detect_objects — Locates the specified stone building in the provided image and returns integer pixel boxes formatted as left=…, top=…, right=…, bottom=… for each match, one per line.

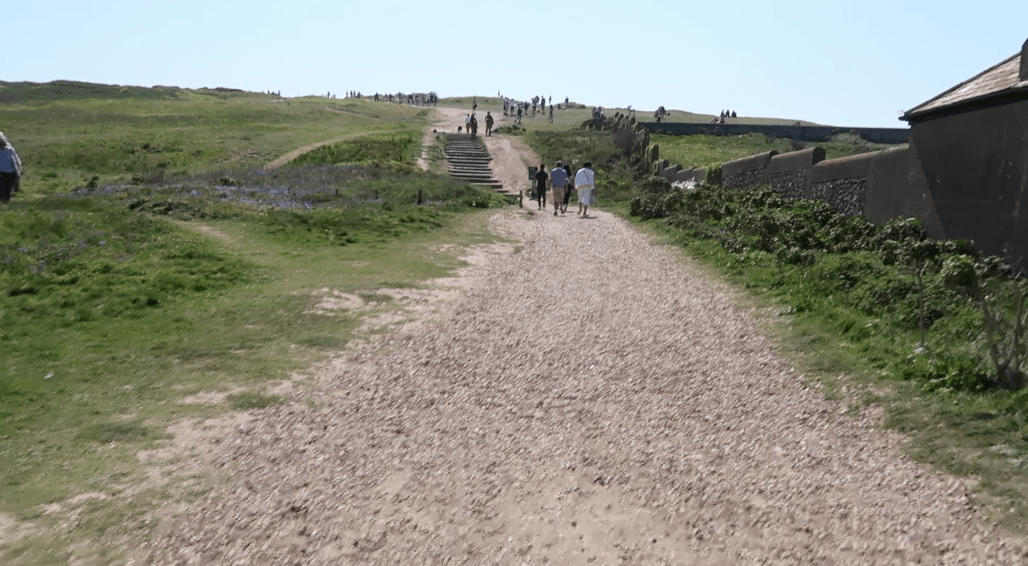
left=901, top=38, right=1028, bottom=267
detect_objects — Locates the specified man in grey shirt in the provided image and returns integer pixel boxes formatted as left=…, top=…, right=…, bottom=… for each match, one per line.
left=549, top=160, right=568, bottom=216
left=0, top=133, right=22, bottom=203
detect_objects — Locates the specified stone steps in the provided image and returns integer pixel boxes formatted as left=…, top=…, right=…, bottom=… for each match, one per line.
left=443, top=133, right=505, bottom=194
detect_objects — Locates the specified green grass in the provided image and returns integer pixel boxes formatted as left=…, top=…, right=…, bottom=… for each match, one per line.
left=0, top=81, right=431, bottom=195
left=0, top=194, right=507, bottom=564
left=288, top=132, right=421, bottom=167
left=0, top=81, right=511, bottom=565
left=226, top=392, right=284, bottom=410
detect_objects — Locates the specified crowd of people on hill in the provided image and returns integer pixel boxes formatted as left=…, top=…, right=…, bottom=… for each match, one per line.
left=710, top=109, right=738, bottom=124
left=348, top=91, right=438, bottom=106
left=499, top=93, right=575, bottom=123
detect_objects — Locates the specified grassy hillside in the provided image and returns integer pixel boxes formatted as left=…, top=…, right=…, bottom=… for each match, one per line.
left=0, top=81, right=428, bottom=195
left=0, top=81, right=508, bottom=565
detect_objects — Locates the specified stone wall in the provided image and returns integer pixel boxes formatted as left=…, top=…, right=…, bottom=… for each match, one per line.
left=810, top=178, right=866, bottom=217
left=722, top=151, right=777, bottom=189
left=769, top=170, right=808, bottom=200
left=675, top=167, right=706, bottom=185
left=637, top=122, right=910, bottom=144
left=649, top=141, right=938, bottom=236
left=633, top=104, right=1028, bottom=266
left=766, top=147, right=826, bottom=200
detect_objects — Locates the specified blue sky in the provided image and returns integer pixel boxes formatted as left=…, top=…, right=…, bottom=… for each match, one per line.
left=11, top=0, right=1027, bottom=127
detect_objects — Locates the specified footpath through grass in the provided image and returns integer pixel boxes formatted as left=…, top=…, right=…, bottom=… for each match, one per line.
left=0, top=82, right=511, bottom=565
left=517, top=122, right=1028, bottom=539
left=0, top=177, right=507, bottom=566
left=623, top=182, right=1028, bottom=536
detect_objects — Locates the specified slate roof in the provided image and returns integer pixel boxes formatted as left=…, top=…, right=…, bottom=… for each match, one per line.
left=902, top=48, right=1028, bottom=123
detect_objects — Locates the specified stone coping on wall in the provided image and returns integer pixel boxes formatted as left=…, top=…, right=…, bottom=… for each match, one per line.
left=638, top=122, right=910, bottom=145
left=722, top=151, right=778, bottom=176
left=810, top=151, right=880, bottom=184
left=768, top=147, right=826, bottom=173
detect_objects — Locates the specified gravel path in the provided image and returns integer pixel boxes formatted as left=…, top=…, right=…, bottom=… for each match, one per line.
left=147, top=206, right=1025, bottom=565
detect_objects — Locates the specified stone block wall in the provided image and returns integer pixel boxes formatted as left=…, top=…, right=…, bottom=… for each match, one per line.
left=767, top=147, right=826, bottom=200
left=650, top=141, right=938, bottom=232
left=676, top=167, right=706, bottom=185
left=769, top=170, right=809, bottom=200
left=637, top=122, right=910, bottom=144
left=810, top=178, right=866, bottom=217
left=722, top=151, right=778, bottom=189
left=660, top=164, right=682, bottom=182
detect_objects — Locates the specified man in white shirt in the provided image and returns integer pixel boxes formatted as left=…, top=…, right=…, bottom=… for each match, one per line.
left=574, top=162, right=595, bottom=218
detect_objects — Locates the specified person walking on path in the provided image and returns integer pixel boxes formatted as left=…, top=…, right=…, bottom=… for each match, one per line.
left=0, top=136, right=22, bottom=203
left=575, top=162, right=595, bottom=218
left=550, top=161, right=568, bottom=216
left=561, top=163, right=573, bottom=213
left=533, top=163, right=548, bottom=210
left=469, top=114, right=478, bottom=139
left=485, top=111, right=494, bottom=136
left=515, top=105, right=523, bottom=124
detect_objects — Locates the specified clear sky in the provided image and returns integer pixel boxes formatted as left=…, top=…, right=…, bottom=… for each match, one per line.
left=10, top=0, right=1027, bottom=127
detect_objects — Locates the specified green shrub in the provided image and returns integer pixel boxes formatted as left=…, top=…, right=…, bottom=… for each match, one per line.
left=704, top=163, right=722, bottom=185
left=894, top=349, right=992, bottom=393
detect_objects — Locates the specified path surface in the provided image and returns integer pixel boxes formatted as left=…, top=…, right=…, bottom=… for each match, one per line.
left=146, top=109, right=1026, bottom=565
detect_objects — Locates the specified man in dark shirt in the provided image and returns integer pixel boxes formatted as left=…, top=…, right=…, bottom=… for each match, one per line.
left=534, top=163, right=548, bottom=210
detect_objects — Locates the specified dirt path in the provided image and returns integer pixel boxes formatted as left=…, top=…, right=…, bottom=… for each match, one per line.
left=144, top=113, right=1026, bottom=565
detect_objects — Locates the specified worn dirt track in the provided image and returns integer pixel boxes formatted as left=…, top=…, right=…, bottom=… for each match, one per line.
left=145, top=108, right=1026, bottom=565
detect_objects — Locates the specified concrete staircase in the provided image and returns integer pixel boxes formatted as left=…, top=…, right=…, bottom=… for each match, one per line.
left=444, top=134, right=503, bottom=192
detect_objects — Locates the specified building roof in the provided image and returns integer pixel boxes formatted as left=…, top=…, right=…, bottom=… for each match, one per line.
left=902, top=46, right=1028, bottom=123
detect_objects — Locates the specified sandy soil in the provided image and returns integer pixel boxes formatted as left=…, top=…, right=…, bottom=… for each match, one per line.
left=141, top=109, right=1027, bottom=565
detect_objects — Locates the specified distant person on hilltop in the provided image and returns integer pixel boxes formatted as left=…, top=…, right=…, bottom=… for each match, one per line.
left=515, top=104, right=523, bottom=124
left=0, top=134, right=22, bottom=203
left=485, top=111, right=494, bottom=136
